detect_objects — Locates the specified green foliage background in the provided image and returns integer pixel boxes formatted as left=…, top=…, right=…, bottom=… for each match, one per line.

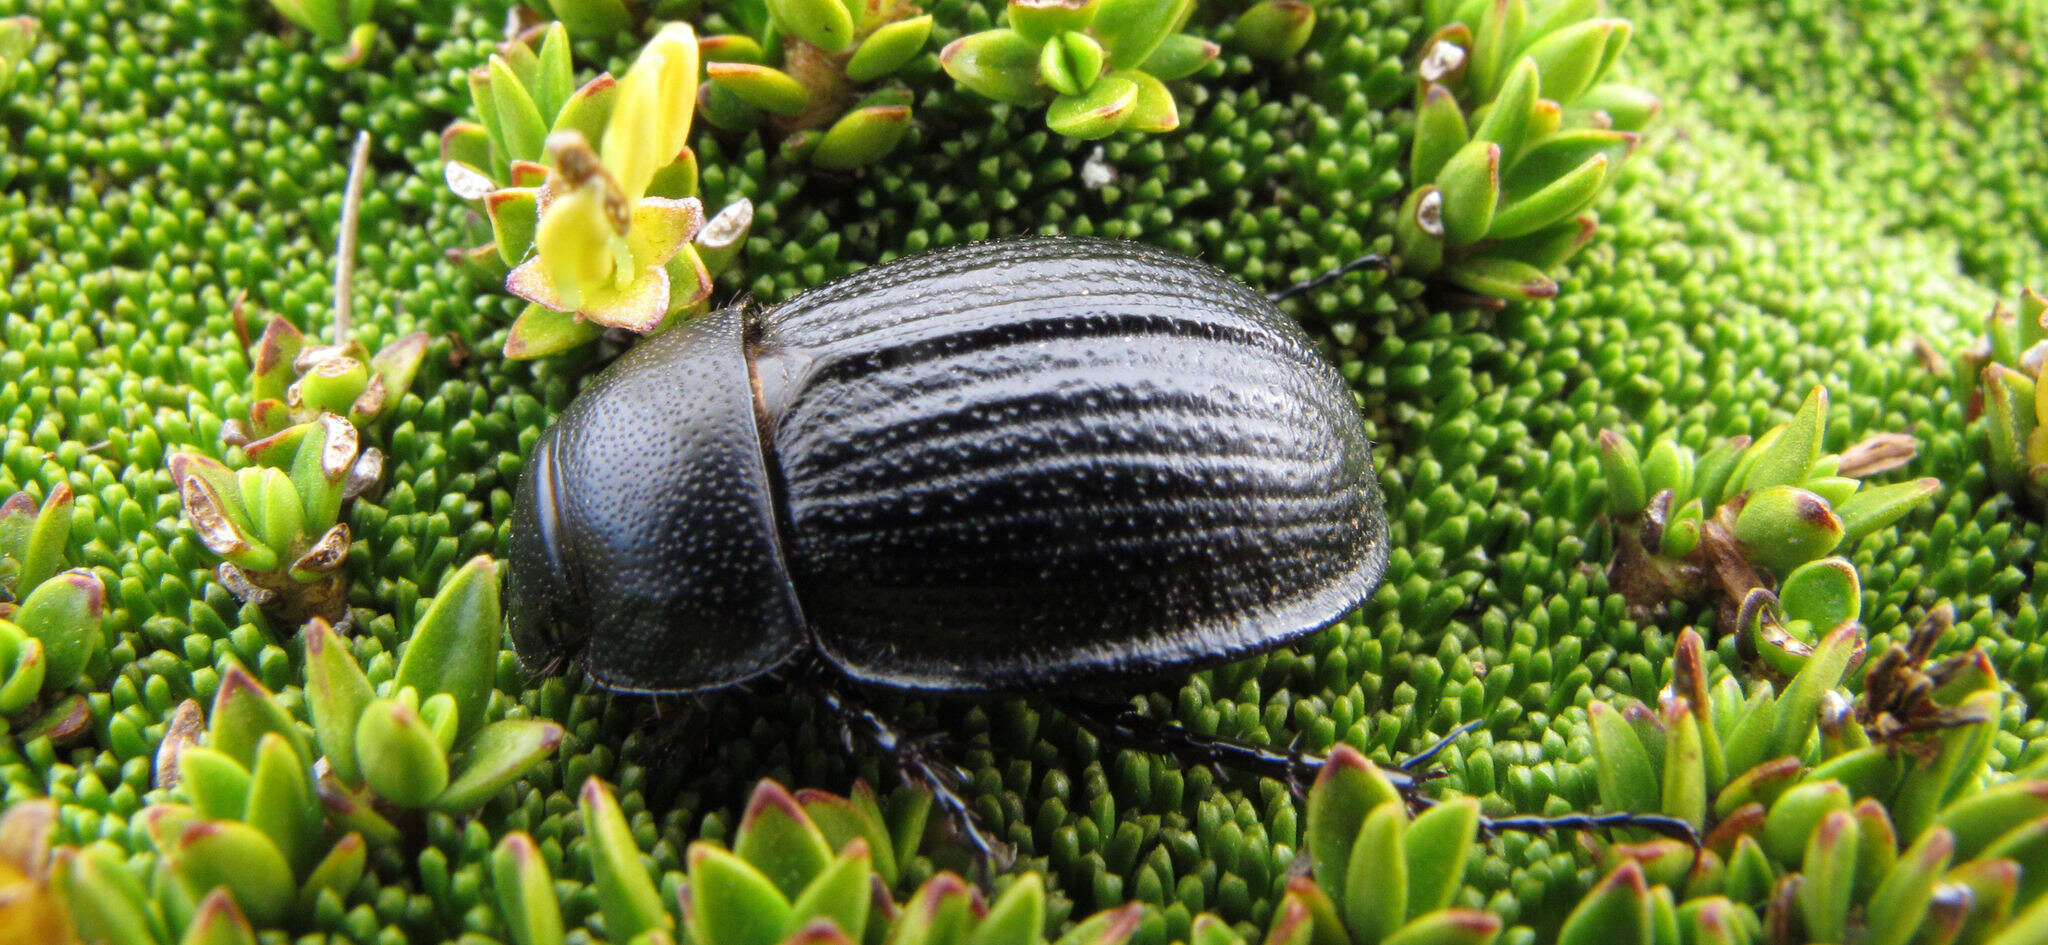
left=0, top=0, right=2043, bottom=940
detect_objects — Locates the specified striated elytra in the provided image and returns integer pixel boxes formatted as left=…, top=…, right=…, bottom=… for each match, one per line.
left=507, top=236, right=1390, bottom=696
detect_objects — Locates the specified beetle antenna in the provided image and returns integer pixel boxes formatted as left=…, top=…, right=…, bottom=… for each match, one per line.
left=1264, top=253, right=1390, bottom=304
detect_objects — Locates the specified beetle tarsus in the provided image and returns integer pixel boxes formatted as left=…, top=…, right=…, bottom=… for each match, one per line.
left=1471, top=809, right=1702, bottom=847
left=1265, top=253, right=1391, bottom=304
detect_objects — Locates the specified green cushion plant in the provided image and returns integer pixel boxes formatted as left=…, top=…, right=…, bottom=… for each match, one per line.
left=0, top=0, right=2042, bottom=941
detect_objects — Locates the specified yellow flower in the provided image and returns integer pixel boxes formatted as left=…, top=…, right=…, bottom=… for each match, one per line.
left=602, top=22, right=700, bottom=204
left=507, top=132, right=709, bottom=333
left=0, top=802, right=76, bottom=945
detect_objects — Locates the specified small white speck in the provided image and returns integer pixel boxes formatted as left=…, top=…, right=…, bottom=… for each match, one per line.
left=1420, top=40, right=1467, bottom=84
left=1081, top=147, right=1116, bottom=190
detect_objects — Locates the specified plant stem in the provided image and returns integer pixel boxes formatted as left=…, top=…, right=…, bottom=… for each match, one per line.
left=333, top=130, right=371, bottom=346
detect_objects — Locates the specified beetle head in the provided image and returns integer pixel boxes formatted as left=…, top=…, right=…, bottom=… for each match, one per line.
left=503, top=305, right=811, bottom=694
left=505, top=425, right=589, bottom=670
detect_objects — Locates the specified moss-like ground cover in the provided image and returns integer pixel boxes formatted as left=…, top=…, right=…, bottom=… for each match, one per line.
left=0, top=0, right=2042, bottom=940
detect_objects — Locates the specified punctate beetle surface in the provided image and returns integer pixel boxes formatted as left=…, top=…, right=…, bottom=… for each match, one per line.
left=507, top=235, right=1695, bottom=853
left=508, top=236, right=1388, bottom=694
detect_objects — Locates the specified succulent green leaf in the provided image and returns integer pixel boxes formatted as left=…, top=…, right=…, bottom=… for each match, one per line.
left=1091, top=0, right=1189, bottom=68
left=1263, top=895, right=1314, bottom=945
left=941, top=30, right=1051, bottom=106
left=846, top=15, right=934, bottom=82
left=767, top=0, right=857, bottom=50
left=1046, top=74, right=1139, bottom=138
left=706, top=62, right=811, bottom=115
left=1041, top=31, right=1107, bottom=97
left=1589, top=700, right=1658, bottom=812
left=12, top=567, right=103, bottom=687
left=701, top=34, right=768, bottom=64
left=296, top=832, right=366, bottom=914
left=1768, top=622, right=1860, bottom=760
left=967, top=872, right=1046, bottom=945
left=1556, top=862, right=1651, bottom=945
left=1778, top=557, right=1860, bottom=628
left=1396, top=186, right=1447, bottom=274
left=531, top=23, right=573, bottom=120
left=393, top=555, right=502, bottom=743
left=168, top=820, right=296, bottom=926
left=356, top=697, right=451, bottom=807
left=733, top=780, right=836, bottom=898
left=1305, top=745, right=1403, bottom=890
left=1520, top=17, right=1616, bottom=104
left=208, top=663, right=310, bottom=769
left=1574, top=82, right=1660, bottom=130
left=1340, top=802, right=1407, bottom=943
left=1732, top=485, right=1843, bottom=575
left=1233, top=0, right=1316, bottom=60
left=1740, top=387, right=1830, bottom=493
left=304, top=618, right=373, bottom=787
left=1472, top=57, right=1538, bottom=167
left=244, top=732, right=322, bottom=875
left=1833, top=477, right=1939, bottom=544
left=1852, top=825, right=1953, bottom=945
left=1849, top=799, right=1898, bottom=901
left=1796, top=810, right=1858, bottom=942
left=1434, top=140, right=1500, bottom=246
left=58, top=843, right=165, bottom=945
left=1486, top=152, right=1607, bottom=239
left=1443, top=250, right=1556, bottom=300
left=689, top=842, right=793, bottom=945
left=1411, top=85, right=1469, bottom=187
left=4, top=483, right=70, bottom=593
left=1468, top=0, right=1527, bottom=99
left=0, top=626, right=44, bottom=714
left=551, top=74, right=619, bottom=145
left=1382, top=910, right=1504, bottom=945
left=1404, top=796, right=1480, bottom=918
left=1120, top=70, right=1180, bottom=133
left=1050, top=903, right=1145, bottom=945
left=436, top=718, right=565, bottom=811
left=1187, top=914, right=1243, bottom=945
left=505, top=302, right=606, bottom=360
left=785, top=840, right=874, bottom=942
left=1761, top=780, right=1851, bottom=863
left=488, top=56, right=549, bottom=164
left=1660, top=702, right=1707, bottom=826
left=493, top=832, right=567, bottom=945
left=584, top=778, right=675, bottom=941
left=811, top=105, right=915, bottom=169
left=1505, top=128, right=1634, bottom=199
left=179, top=889, right=258, bottom=945
left=1138, top=32, right=1218, bottom=79
left=486, top=187, right=541, bottom=265
left=177, top=746, right=251, bottom=822
left=1008, top=0, right=1100, bottom=44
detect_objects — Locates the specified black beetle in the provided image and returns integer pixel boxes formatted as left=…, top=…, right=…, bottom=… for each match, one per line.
left=508, top=236, right=1692, bottom=853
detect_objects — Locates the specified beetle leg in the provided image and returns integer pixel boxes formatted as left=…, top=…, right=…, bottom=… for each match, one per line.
left=1264, top=253, right=1391, bottom=303
left=1396, top=719, right=1484, bottom=772
left=816, top=682, right=1015, bottom=876
left=1068, top=704, right=1702, bottom=848
left=1472, top=810, right=1702, bottom=847
left=1062, top=702, right=1414, bottom=796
